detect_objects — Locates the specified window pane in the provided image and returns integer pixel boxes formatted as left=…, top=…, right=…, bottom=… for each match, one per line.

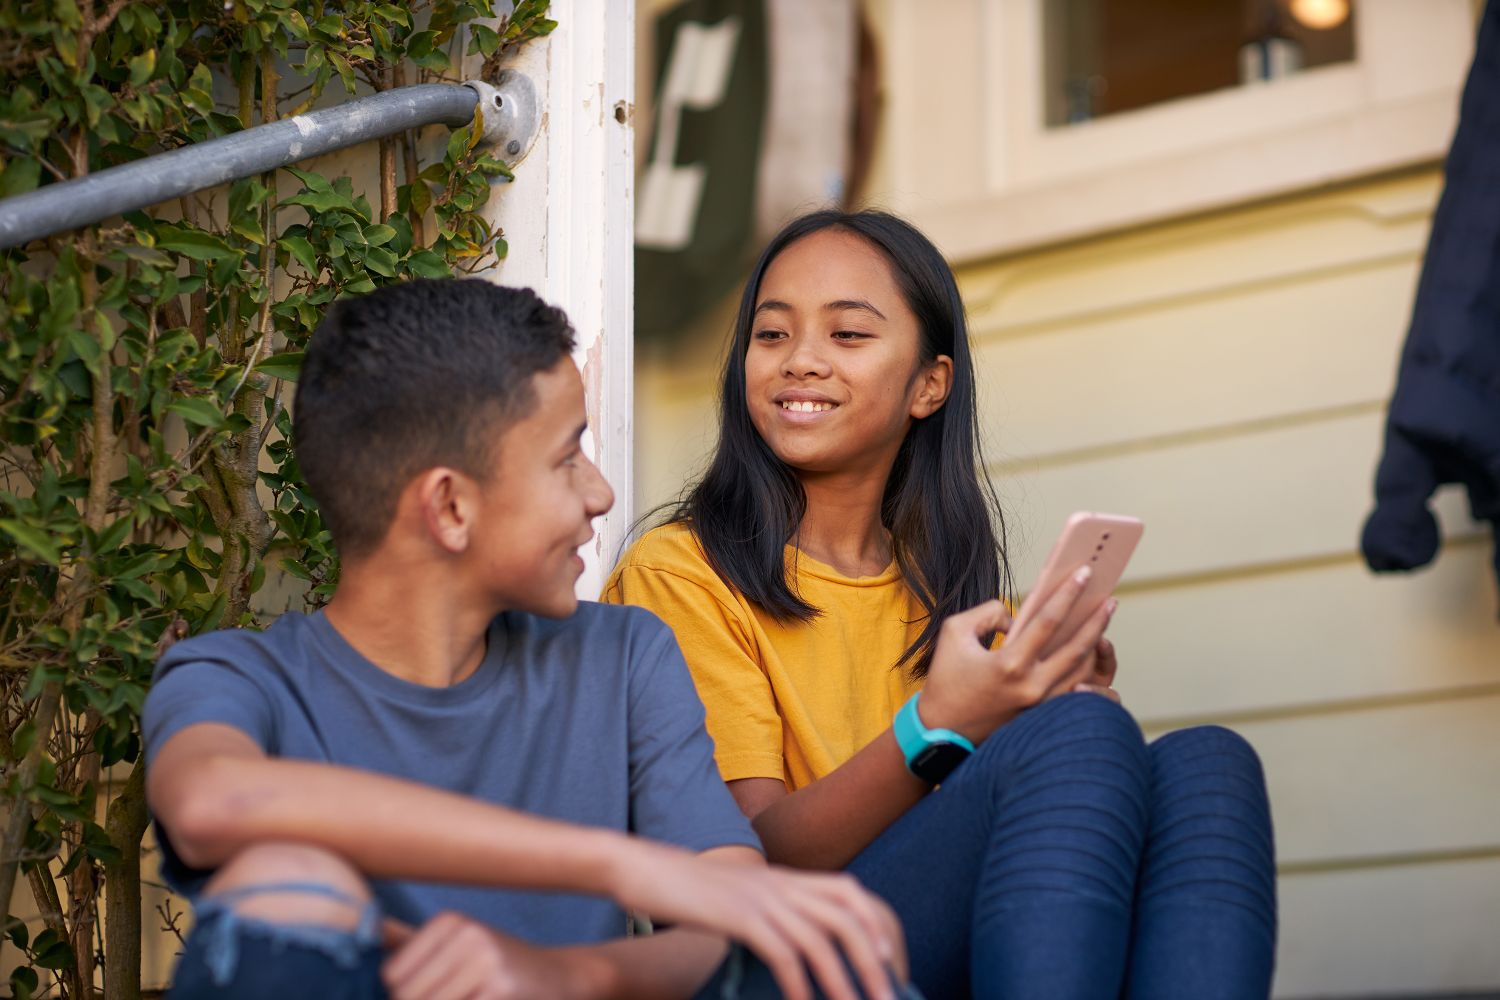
left=1044, top=0, right=1358, bottom=126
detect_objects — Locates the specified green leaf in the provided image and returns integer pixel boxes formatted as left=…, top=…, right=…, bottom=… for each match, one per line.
left=13, top=721, right=36, bottom=761
left=283, top=165, right=333, bottom=193
left=328, top=51, right=356, bottom=93
left=229, top=177, right=270, bottom=220
left=446, top=126, right=475, bottom=164
left=363, top=223, right=396, bottom=247
left=94, top=311, right=116, bottom=351
left=127, top=48, right=156, bottom=87
left=475, top=155, right=515, bottom=180
left=9, top=964, right=37, bottom=1000
left=0, top=519, right=61, bottom=565
left=65, top=326, right=102, bottom=370
left=406, top=250, right=450, bottom=279
left=156, top=228, right=236, bottom=261
left=387, top=213, right=414, bottom=255
left=0, top=157, right=42, bottom=198
left=167, top=397, right=226, bottom=429
left=255, top=352, right=304, bottom=382
left=53, top=0, right=83, bottom=30
left=374, top=4, right=412, bottom=27
left=283, top=189, right=351, bottom=214
left=361, top=245, right=398, bottom=277
left=230, top=215, right=267, bottom=245
left=31, top=927, right=73, bottom=970
left=469, top=23, right=501, bottom=57
left=278, top=235, right=319, bottom=275
left=93, top=516, right=132, bottom=554
left=183, top=62, right=214, bottom=117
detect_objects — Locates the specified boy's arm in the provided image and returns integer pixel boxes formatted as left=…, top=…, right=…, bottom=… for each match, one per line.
left=151, top=724, right=903, bottom=1000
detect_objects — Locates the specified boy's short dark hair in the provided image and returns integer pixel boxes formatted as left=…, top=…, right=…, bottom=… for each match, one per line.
left=294, top=279, right=576, bottom=558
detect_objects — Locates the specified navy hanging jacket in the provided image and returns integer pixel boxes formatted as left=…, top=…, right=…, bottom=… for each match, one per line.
left=1361, top=1, right=1500, bottom=612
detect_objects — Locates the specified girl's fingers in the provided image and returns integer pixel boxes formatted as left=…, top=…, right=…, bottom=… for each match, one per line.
left=1072, top=682, right=1121, bottom=703
left=1036, top=598, right=1116, bottom=694
left=1093, top=637, right=1118, bottom=686
left=951, top=598, right=1011, bottom=641
left=1007, top=566, right=1093, bottom=663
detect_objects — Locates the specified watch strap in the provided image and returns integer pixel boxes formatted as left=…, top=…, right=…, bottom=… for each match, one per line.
left=894, top=692, right=974, bottom=782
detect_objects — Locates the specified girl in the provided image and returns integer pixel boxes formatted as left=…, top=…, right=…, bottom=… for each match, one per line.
left=605, top=211, right=1276, bottom=999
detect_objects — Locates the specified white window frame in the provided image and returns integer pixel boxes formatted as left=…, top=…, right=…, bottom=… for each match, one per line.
left=882, top=0, right=1476, bottom=263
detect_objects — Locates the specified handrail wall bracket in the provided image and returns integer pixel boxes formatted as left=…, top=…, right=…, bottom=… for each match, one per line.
left=464, top=72, right=540, bottom=165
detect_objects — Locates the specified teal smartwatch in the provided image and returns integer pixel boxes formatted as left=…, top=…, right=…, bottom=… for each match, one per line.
left=894, top=692, right=974, bottom=784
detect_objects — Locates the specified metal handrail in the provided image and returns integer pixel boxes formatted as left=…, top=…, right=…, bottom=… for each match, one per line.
left=0, top=83, right=492, bottom=251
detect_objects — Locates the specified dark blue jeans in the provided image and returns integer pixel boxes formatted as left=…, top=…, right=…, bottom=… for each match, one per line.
left=843, top=692, right=1277, bottom=1000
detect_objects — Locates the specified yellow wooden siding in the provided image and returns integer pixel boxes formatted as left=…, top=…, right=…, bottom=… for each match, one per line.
left=964, top=169, right=1500, bottom=998
left=632, top=168, right=1500, bottom=997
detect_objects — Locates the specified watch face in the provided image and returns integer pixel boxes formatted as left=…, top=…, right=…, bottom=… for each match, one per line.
left=911, top=743, right=970, bottom=784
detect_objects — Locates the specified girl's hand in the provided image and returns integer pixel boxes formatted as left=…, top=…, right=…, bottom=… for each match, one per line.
left=1072, top=637, right=1121, bottom=703
left=919, top=568, right=1118, bottom=742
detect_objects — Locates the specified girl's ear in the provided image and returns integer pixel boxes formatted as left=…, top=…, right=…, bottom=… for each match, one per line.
left=911, top=354, right=954, bottom=419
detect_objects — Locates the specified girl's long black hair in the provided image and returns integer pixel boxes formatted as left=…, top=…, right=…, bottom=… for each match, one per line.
left=669, top=209, right=1014, bottom=678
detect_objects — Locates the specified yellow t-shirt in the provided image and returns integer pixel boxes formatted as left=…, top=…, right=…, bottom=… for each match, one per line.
left=601, top=523, right=923, bottom=792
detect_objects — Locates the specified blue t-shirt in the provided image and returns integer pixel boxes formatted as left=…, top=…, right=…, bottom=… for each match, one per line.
left=142, top=601, right=760, bottom=945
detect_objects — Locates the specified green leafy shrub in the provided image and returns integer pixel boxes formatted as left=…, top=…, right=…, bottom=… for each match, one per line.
left=0, top=2, right=553, bottom=995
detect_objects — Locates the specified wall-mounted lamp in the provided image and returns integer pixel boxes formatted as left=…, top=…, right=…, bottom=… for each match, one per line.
left=1289, top=0, right=1351, bottom=30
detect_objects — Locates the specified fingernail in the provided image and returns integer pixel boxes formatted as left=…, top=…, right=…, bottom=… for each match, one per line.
left=1106, top=598, right=1118, bottom=615
left=1074, top=565, right=1092, bottom=583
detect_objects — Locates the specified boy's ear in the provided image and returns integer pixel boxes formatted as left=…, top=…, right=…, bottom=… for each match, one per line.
left=412, top=467, right=480, bottom=553
left=910, top=354, right=954, bottom=419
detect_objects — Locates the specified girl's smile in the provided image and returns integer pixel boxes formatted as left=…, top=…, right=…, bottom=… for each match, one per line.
left=775, top=390, right=841, bottom=421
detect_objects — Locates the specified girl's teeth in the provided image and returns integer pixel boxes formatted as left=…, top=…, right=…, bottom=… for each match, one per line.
left=782, top=401, right=834, bottom=412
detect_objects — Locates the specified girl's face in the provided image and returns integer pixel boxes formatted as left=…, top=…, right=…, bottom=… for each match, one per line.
left=746, top=229, right=952, bottom=477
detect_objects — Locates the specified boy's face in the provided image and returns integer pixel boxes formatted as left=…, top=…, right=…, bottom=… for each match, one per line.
left=469, top=359, right=613, bottom=617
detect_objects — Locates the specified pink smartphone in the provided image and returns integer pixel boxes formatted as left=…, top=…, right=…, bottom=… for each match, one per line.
left=1009, top=512, right=1144, bottom=656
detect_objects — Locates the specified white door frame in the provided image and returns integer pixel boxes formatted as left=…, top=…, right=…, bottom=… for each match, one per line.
left=485, top=0, right=637, bottom=599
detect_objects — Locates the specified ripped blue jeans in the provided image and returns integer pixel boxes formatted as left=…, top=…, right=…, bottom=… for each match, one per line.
left=168, top=883, right=921, bottom=1000
left=169, top=882, right=386, bottom=999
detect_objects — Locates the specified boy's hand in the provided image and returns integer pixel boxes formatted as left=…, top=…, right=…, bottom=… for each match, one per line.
left=611, top=845, right=906, bottom=1000
left=382, top=912, right=611, bottom=1000
left=921, top=569, right=1118, bottom=742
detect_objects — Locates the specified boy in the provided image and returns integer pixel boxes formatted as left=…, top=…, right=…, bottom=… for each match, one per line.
left=144, top=280, right=907, bottom=1000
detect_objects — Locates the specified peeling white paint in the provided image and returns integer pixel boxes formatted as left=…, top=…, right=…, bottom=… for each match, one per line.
left=291, top=115, right=315, bottom=137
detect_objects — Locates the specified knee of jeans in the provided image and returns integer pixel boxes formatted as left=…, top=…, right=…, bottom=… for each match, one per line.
left=1150, top=725, right=1266, bottom=787
left=967, top=692, right=1150, bottom=793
